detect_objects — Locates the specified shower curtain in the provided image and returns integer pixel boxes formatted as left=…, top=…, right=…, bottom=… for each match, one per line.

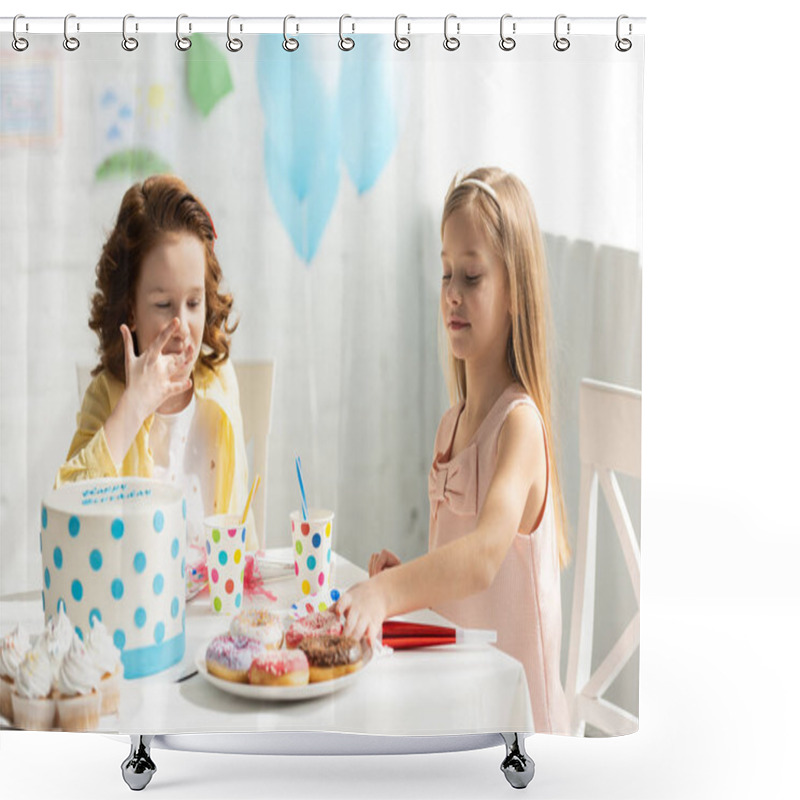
left=0, top=18, right=643, bottom=740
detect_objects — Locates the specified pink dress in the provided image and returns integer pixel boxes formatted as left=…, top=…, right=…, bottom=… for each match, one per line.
left=428, top=383, right=570, bottom=734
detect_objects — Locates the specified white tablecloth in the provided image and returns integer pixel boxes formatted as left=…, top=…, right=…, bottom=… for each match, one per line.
left=0, top=548, right=534, bottom=735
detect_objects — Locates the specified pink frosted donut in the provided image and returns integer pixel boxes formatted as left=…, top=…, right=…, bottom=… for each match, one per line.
left=285, top=610, right=344, bottom=649
left=248, top=649, right=309, bottom=687
left=205, top=635, right=265, bottom=683
left=230, top=609, right=283, bottom=649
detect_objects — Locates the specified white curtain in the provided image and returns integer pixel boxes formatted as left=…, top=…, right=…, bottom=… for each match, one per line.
left=0, top=32, right=641, bottom=714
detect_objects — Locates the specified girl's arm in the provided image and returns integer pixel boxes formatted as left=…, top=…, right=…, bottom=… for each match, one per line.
left=337, top=403, right=547, bottom=643
left=55, top=318, right=193, bottom=487
left=55, top=378, right=121, bottom=487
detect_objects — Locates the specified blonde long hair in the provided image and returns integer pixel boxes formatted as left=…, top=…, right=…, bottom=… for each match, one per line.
left=440, top=167, right=570, bottom=568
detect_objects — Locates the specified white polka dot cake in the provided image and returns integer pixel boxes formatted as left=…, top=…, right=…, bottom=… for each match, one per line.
left=40, top=478, right=186, bottom=679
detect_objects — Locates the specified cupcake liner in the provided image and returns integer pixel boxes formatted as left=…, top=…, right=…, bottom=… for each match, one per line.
left=56, top=689, right=101, bottom=732
left=11, top=692, right=56, bottom=731
left=0, top=676, right=14, bottom=722
left=99, top=669, right=121, bottom=716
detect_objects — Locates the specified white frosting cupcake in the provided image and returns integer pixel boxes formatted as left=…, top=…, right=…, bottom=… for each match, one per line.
left=55, top=633, right=101, bottom=697
left=0, top=624, right=29, bottom=722
left=85, top=621, right=123, bottom=715
left=12, top=648, right=56, bottom=730
left=36, top=606, right=74, bottom=668
left=54, top=634, right=102, bottom=731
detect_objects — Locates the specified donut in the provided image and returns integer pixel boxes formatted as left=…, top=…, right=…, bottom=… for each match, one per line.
left=230, top=609, right=283, bottom=650
left=205, top=635, right=265, bottom=683
left=248, top=649, right=309, bottom=687
left=298, top=635, right=364, bottom=683
left=285, top=610, right=343, bottom=649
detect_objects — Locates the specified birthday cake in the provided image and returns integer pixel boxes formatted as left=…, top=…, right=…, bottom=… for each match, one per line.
left=40, top=478, right=186, bottom=679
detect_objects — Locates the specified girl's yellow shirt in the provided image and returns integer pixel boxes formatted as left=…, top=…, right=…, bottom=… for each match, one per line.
left=54, top=358, right=257, bottom=550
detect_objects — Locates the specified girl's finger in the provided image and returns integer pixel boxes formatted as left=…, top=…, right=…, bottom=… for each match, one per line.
left=154, top=317, right=180, bottom=353
left=165, top=377, right=193, bottom=396
left=120, top=325, right=135, bottom=383
left=344, top=611, right=360, bottom=641
left=166, top=352, right=186, bottom=374
left=332, top=594, right=348, bottom=618
left=367, top=621, right=380, bottom=646
left=120, top=324, right=134, bottom=360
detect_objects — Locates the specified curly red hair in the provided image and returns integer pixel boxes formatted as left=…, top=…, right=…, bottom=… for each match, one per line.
left=89, top=175, right=238, bottom=381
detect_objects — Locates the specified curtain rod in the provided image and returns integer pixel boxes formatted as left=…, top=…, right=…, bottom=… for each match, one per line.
left=1, top=16, right=646, bottom=37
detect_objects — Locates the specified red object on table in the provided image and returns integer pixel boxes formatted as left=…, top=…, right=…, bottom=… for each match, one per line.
left=381, top=620, right=483, bottom=649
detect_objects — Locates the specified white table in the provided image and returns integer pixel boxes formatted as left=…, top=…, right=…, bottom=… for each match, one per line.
left=1, top=548, right=534, bottom=736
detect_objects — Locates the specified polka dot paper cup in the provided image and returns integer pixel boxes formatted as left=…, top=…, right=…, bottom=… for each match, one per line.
left=203, top=514, right=246, bottom=615
left=289, top=509, right=334, bottom=598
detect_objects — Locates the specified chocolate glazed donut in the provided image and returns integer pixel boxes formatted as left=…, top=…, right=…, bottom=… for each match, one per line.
left=298, top=635, right=364, bottom=682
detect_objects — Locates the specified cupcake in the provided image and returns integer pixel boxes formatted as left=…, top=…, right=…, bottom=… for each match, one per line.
left=11, top=647, right=56, bottom=730
left=0, top=624, right=29, bottom=722
left=84, top=620, right=123, bottom=715
left=53, top=633, right=102, bottom=731
left=36, top=604, right=74, bottom=669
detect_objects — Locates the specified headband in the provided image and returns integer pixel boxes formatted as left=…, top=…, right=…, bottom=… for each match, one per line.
left=456, top=175, right=499, bottom=203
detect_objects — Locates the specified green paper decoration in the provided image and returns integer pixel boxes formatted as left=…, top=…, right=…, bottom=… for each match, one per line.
left=95, top=149, right=172, bottom=181
left=186, top=34, right=234, bottom=117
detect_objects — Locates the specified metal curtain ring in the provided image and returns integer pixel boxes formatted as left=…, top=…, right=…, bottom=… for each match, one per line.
left=175, top=14, right=192, bottom=51
left=615, top=15, right=632, bottom=52
left=339, top=15, right=355, bottom=51
left=121, top=14, right=138, bottom=51
left=553, top=14, right=570, bottom=51
left=12, top=14, right=29, bottom=52
left=499, top=14, right=515, bottom=51
left=283, top=15, right=299, bottom=51
left=443, top=14, right=460, bottom=51
left=394, top=15, right=410, bottom=51
left=226, top=15, right=243, bottom=52
left=63, top=14, right=80, bottom=51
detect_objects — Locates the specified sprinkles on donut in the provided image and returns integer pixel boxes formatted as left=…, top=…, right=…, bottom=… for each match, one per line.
left=248, top=649, right=310, bottom=687
left=230, top=608, right=283, bottom=650
left=205, top=635, right=266, bottom=683
left=285, top=610, right=344, bottom=649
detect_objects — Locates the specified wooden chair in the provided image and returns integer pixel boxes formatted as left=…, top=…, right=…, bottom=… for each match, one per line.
left=564, top=378, right=641, bottom=736
left=76, top=360, right=275, bottom=548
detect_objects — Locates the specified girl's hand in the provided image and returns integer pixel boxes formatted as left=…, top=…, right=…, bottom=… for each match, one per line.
left=120, top=318, right=194, bottom=420
left=368, top=549, right=401, bottom=577
left=335, top=580, right=388, bottom=646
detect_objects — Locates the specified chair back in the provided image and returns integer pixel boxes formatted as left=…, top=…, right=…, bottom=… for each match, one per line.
left=565, top=378, right=641, bottom=736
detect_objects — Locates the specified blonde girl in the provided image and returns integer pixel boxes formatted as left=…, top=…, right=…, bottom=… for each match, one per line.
left=336, top=167, right=570, bottom=733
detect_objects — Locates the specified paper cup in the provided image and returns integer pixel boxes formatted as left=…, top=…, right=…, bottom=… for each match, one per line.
left=204, top=514, right=246, bottom=615
left=290, top=509, right=334, bottom=597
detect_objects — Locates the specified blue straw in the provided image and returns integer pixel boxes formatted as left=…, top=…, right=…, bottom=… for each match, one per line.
left=295, top=456, right=308, bottom=521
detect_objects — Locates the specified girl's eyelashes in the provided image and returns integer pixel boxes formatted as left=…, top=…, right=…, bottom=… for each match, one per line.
left=154, top=300, right=203, bottom=309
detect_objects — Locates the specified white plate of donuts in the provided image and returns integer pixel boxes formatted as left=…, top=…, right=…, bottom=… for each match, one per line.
left=195, top=608, right=373, bottom=701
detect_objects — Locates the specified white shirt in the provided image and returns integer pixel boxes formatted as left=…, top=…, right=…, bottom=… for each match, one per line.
left=149, top=393, right=218, bottom=548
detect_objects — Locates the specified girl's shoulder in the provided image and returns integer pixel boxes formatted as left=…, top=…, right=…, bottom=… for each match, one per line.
left=485, top=384, right=545, bottom=458
left=82, top=368, right=124, bottom=410
left=484, top=382, right=540, bottom=427
left=501, top=383, right=541, bottom=420
left=194, top=357, right=238, bottom=395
